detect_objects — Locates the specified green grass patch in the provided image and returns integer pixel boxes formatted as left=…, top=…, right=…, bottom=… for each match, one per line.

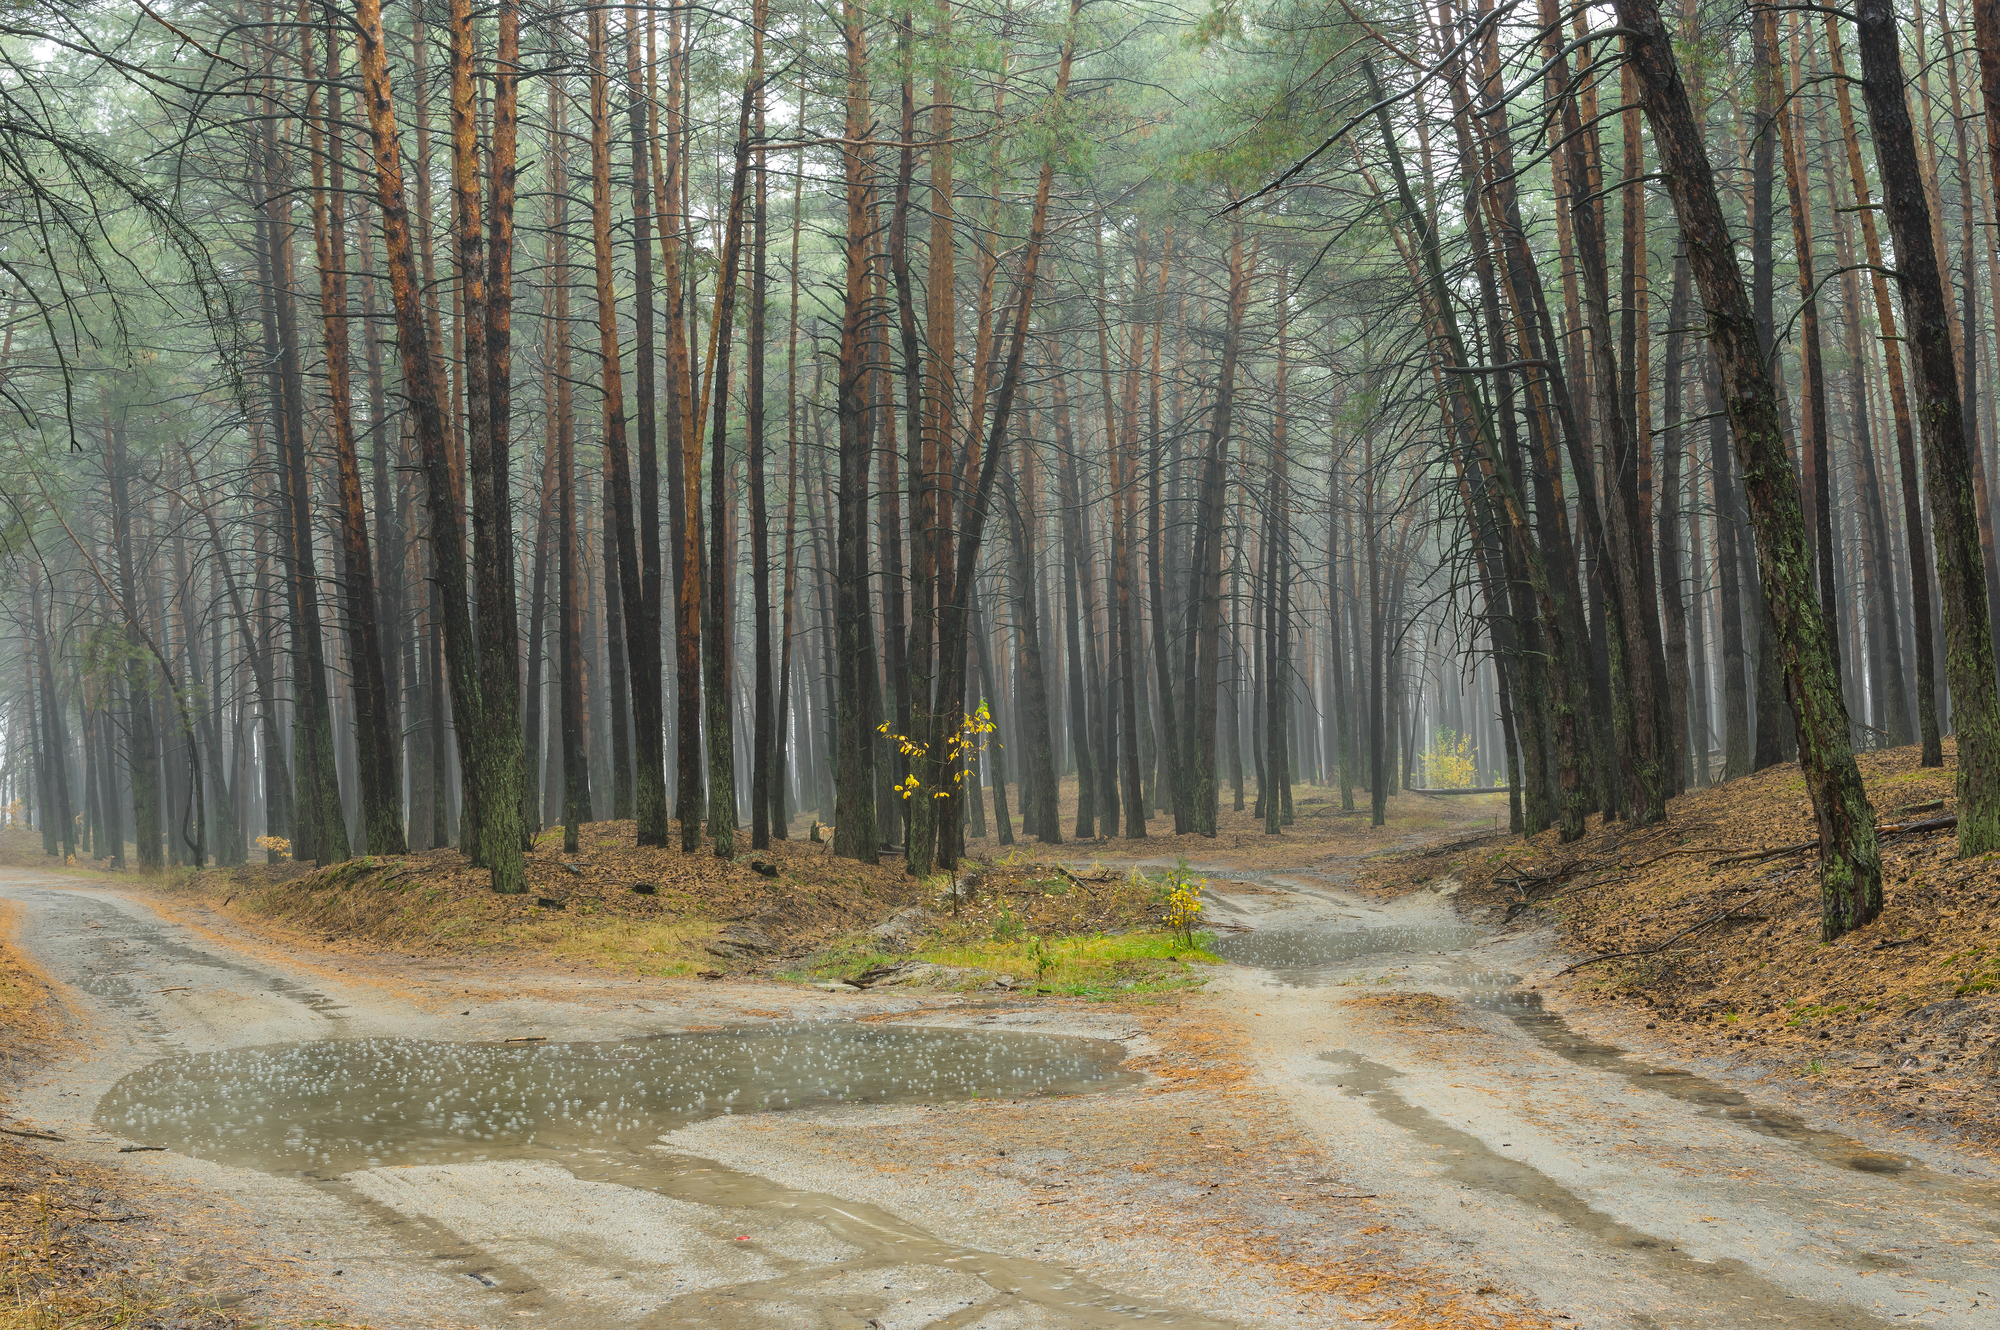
left=785, top=928, right=1221, bottom=999
left=921, top=929, right=1221, bottom=998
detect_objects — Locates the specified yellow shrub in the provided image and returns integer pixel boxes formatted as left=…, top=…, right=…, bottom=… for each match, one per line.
left=1420, top=729, right=1477, bottom=789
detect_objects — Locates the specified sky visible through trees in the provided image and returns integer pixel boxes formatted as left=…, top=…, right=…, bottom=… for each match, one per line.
left=2, top=0, right=1996, bottom=942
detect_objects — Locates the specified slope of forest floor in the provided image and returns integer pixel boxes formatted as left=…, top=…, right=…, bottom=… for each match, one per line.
left=1356, top=741, right=2000, bottom=1149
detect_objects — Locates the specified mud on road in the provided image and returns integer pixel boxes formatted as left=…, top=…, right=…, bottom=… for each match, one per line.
left=3, top=811, right=1996, bottom=1328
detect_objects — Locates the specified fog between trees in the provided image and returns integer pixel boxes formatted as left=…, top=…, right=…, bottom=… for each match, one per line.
left=3, top=0, right=1997, bottom=942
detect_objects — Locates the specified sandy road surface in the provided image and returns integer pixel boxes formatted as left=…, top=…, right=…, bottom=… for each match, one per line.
left=3, top=834, right=1997, bottom=1328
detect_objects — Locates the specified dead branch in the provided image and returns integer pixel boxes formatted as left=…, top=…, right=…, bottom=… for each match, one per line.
left=0, top=1126, right=64, bottom=1141
left=1707, top=814, right=1958, bottom=869
left=1554, top=906, right=1740, bottom=977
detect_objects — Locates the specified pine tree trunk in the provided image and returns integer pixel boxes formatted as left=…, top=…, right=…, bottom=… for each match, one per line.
left=1774, top=11, right=1840, bottom=671
left=307, top=22, right=402, bottom=855
left=521, top=412, right=557, bottom=839
left=1002, top=461, right=1060, bottom=842
left=697, top=48, right=765, bottom=857
left=106, top=417, right=162, bottom=871
left=617, top=1, right=667, bottom=845
left=902, top=0, right=955, bottom=877
left=970, top=583, right=1012, bottom=845
left=1855, top=0, right=2000, bottom=851
left=929, top=6, right=1078, bottom=864
left=747, top=1, right=773, bottom=850
left=774, top=108, right=806, bottom=840
left=833, top=0, right=879, bottom=864
left=487, top=0, right=526, bottom=848
left=1053, top=377, right=1101, bottom=837
left=450, top=0, right=525, bottom=871
left=1659, top=254, right=1693, bottom=787
left=1742, top=9, right=1788, bottom=772
left=653, top=5, right=705, bottom=850
left=1187, top=223, right=1251, bottom=837
left=29, top=573, right=75, bottom=862
left=1616, top=0, right=1882, bottom=936
left=585, top=5, right=642, bottom=834
left=1817, top=19, right=1938, bottom=763
left=1104, top=238, right=1146, bottom=840
left=255, top=92, right=347, bottom=867
left=351, top=0, right=521, bottom=890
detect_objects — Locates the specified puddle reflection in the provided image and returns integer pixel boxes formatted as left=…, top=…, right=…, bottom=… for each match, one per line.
left=97, top=1023, right=1138, bottom=1176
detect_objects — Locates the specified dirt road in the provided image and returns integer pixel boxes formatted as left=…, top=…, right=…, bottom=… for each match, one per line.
left=3, top=819, right=1995, bottom=1328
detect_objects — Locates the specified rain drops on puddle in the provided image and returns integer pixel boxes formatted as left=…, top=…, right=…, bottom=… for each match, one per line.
left=96, top=1022, right=1140, bottom=1176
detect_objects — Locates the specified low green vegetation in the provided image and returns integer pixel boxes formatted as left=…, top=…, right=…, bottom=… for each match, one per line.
left=789, top=923, right=1222, bottom=1000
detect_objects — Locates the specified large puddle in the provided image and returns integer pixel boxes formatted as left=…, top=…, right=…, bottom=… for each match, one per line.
left=94, top=1024, right=1223, bottom=1327
left=97, top=1022, right=1140, bottom=1177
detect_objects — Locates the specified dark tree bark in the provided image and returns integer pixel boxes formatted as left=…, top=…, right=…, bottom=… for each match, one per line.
left=520, top=415, right=557, bottom=838
left=1824, top=14, right=1939, bottom=763
left=653, top=6, right=705, bottom=851
left=1700, top=349, right=1752, bottom=779
left=1659, top=254, right=1693, bottom=788
left=1854, top=0, right=2000, bottom=853
left=1002, top=458, right=1060, bottom=842
left=105, top=417, right=161, bottom=871
left=544, top=75, right=590, bottom=854
left=1184, top=221, right=1251, bottom=837
left=903, top=1, right=955, bottom=877
left=698, top=44, right=765, bottom=857
left=1745, top=7, right=1787, bottom=773
left=748, top=0, right=773, bottom=850
left=1615, top=0, right=1882, bottom=937
left=585, top=3, right=645, bottom=835
left=1101, top=234, right=1146, bottom=839
left=254, top=92, right=347, bottom=867
left=773, top=112, right=807, bottom=840
left=602, top=478, right=634, bottom=818
left=621, top=0, right=668, bottom=845
left=1051, top=369, right=1099, bottom=838
left=29, top=571, right=75, bottom=862
left=448, top=0, right=526, bottom=869
left=486, top=0, right=526, bottom=849
left=1772, top=11, right=1839, bottom=665
left=970, top=581, right=1013, bottom=846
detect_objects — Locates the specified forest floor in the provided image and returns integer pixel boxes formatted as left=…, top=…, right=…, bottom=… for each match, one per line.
left=0, top=779, right=1482, bottom=1004
left=1355, top=740, right=2000, bottom=1150
left=0, top=836, right=1568, bottom=1330
left=1, top=758, right=1996, bottom=1327
left=0, top=895, right=374, bottom=1330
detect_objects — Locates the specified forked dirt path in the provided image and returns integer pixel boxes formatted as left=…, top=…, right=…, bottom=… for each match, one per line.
left=3, top=803, right=1996, bottom=1329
